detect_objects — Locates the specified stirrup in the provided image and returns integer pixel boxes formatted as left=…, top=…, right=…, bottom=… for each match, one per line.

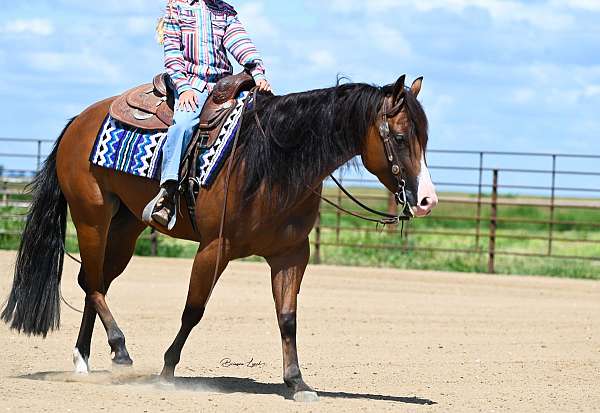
left=142, top=188, right=178, bottom=230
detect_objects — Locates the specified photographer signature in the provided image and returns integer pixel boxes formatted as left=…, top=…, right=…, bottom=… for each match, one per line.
left=219, top=357, right=265, bottom=368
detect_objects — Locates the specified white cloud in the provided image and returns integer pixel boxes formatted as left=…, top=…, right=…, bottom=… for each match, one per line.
left=308, top=50, right=336, bottom=69
left=26, top=52, right=67, bottom=71
left=515, top=63, right=600, bottom=105
left=127, top=17, right=156, bottom=36
left=323, top=0, right=576, bottom=30
left=1, top=18, right=55, bottom=36
left=582, top=84, right=600, bottom=97
left=559, top=0, right=600, bottom=11
left=237, top=2, right=278, bottom=38
left=25, top=50, right=121, bottom=83
left=368, top=24, right=412, bottom=57
left=426, top=93, right=456, bottom=124
left=52, top=0, right=164, bottom=14
left=418, top=0, right=574, bottom=29
left=511, top=88, right=535, bottom=104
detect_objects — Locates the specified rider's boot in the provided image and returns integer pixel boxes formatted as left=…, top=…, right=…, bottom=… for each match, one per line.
left=151, top=180, right=178, bottom=228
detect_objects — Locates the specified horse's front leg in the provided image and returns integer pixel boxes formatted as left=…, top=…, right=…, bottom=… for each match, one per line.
left=160, top=241, right=229, bottom=379
left=266, top=239, right=318, bottom=402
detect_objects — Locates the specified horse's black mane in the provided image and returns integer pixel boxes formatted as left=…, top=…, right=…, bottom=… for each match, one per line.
left=237, top=81, right=427, bottom=207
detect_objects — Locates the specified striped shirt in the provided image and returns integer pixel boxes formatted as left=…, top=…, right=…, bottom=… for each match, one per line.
left=164, top=0, right=266, bottom=94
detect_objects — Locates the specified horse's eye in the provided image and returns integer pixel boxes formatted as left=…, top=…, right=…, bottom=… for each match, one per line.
left=394, top=133, right=407, bottom=143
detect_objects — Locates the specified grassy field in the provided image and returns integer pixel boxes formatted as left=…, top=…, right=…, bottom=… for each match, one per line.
left=1, top=187, right=599, bottom=279
left=313, top=188, right=600, bottom=279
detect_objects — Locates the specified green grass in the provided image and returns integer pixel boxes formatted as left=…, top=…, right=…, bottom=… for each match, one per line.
left=1, top=188, right=599, bottom=279
left=311, top=188, right=600, bottom=278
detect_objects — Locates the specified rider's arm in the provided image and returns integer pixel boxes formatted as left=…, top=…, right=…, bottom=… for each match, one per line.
left=223, top=14, right=266, bottom=83
left=164, top=3, right=193, bottom=94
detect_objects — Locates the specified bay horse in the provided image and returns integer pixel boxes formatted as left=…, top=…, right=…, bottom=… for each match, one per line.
left=2, top=74, right=437, bottom=402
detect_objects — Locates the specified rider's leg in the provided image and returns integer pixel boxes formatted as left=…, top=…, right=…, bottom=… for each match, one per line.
left=151, top=89, right=207, bottom=227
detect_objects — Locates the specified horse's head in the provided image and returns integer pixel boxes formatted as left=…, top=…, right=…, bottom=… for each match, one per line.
left=361, top=75, right=438, bottom=218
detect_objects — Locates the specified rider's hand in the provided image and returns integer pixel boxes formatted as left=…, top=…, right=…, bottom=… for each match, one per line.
left=178, top=90, right=199, bottom=112
left=256, top=79, right=273, bottom=94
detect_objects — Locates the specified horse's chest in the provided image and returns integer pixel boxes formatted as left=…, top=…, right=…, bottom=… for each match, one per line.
left=241, top=214, right=316, bottom=257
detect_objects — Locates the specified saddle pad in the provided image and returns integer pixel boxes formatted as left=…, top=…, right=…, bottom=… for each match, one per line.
left=197, top=91, right=248, bottom=187
left=90, top=116, right=167, bottom=179
left=89, top=91, right=249, bottom=184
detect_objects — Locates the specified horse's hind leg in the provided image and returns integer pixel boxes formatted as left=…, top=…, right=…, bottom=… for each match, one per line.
left=71, top=199, right=144, bottom=372
left=266, top=239, right=318, bottom=402
left=160, top=242, right=229, bottom=379
left=74, top=204, right=146, bottom=372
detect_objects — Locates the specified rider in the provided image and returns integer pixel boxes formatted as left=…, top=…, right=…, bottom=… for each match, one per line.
left=149, top=0, right=272, bottom=228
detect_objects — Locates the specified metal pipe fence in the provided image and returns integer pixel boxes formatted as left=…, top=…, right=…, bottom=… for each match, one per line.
left=1, top=138, right=599, bottom=274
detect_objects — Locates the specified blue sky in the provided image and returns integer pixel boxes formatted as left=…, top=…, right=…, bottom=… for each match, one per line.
left=1, top=0, right=599, bottom=194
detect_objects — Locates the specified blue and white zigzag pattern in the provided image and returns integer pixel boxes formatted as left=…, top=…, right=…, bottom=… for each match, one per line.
left=198, top=91, right=248, bottom=187
left=90, top=91, right=249, bottom=184
left=90, top=116, right=168, bottom=179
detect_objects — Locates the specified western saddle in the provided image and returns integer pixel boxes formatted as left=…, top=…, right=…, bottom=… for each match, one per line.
left=110, top=71, right=256, bottom=148
left=110, top=72, right=256, bottom=231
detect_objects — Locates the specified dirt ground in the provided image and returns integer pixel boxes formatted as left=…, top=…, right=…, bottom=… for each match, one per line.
left=0, top=250, right=599, bottom=412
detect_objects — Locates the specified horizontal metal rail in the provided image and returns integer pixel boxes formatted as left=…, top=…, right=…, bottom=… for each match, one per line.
left=310, top=242, right=600, bottom=262
left=318, top=193, right=600, bottom=210
left=316, top=225, right=600, bottom=244
left=428, top=149, right=600, bottom=159
left=428, top=164, right=600, bottom=177
left=0, top=137, right=54, bottom=143
left=2, top=145, right=600, bottom=274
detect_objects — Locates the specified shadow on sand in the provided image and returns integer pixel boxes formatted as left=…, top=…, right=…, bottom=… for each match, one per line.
left=18, top=371, right=436, bottom=405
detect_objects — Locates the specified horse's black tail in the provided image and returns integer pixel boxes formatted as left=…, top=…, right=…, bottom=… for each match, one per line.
left=1, top=118, right=75, bottom=337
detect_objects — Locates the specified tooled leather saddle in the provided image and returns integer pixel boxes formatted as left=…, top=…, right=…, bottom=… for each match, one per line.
left=110, top=71, right=255, bottom=148
left=110, top=71, right=256, bottom=230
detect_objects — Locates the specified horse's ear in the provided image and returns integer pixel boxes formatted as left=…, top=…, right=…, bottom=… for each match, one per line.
left=392, top=74, right=406, bottom=104
left=411, top=76, right=423, bottom=97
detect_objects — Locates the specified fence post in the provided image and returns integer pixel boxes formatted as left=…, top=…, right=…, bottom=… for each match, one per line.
left=475, top=152, right=484, bottom=250
left=388, top=191, right=398, bottom=233
left=36, top=140, right=42, bottom=171
left=150, top=228, right=158, bottom=256
left=547, top=155, right=556, bottom=256
left=313, top=204, right=322, bottom=265
left=488, top=169, right=498, bottom=274
left=2, top=179, right=7, bottom=207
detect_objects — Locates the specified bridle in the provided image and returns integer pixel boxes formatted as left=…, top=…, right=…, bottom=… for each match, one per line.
left=377, top=97, right=414, bottom=219
left=309, top=95, right=415, bottom=225
left=250, top=90, right=416, bottom=225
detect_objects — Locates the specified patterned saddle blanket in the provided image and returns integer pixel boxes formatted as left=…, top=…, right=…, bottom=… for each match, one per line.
left=90, top=92, right=248, bottom=187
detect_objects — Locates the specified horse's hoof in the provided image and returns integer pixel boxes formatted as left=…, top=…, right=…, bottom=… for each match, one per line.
left=293, top=391, right=319, bottom=403
left=72, top=348, right=90, bottom=374
left=112, top=355, right=133, bottom=366
left=155, top=375, right=176, bottom=389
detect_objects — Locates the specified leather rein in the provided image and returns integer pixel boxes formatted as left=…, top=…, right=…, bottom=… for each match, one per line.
left=308, top=97, right=415, bottom=226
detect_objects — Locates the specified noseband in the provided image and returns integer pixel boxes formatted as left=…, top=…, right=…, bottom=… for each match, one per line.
left=378, top=98, right=414, bottom=218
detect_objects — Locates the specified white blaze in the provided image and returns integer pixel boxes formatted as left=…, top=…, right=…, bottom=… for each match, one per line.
left=415, top=156, right=438, bottom=217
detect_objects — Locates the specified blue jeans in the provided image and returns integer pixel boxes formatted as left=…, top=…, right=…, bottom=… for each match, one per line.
left=160, top=89, right=208, bottom=185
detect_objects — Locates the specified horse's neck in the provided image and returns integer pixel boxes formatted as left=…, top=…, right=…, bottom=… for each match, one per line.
left=311, top=130, right=365, bottom=188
